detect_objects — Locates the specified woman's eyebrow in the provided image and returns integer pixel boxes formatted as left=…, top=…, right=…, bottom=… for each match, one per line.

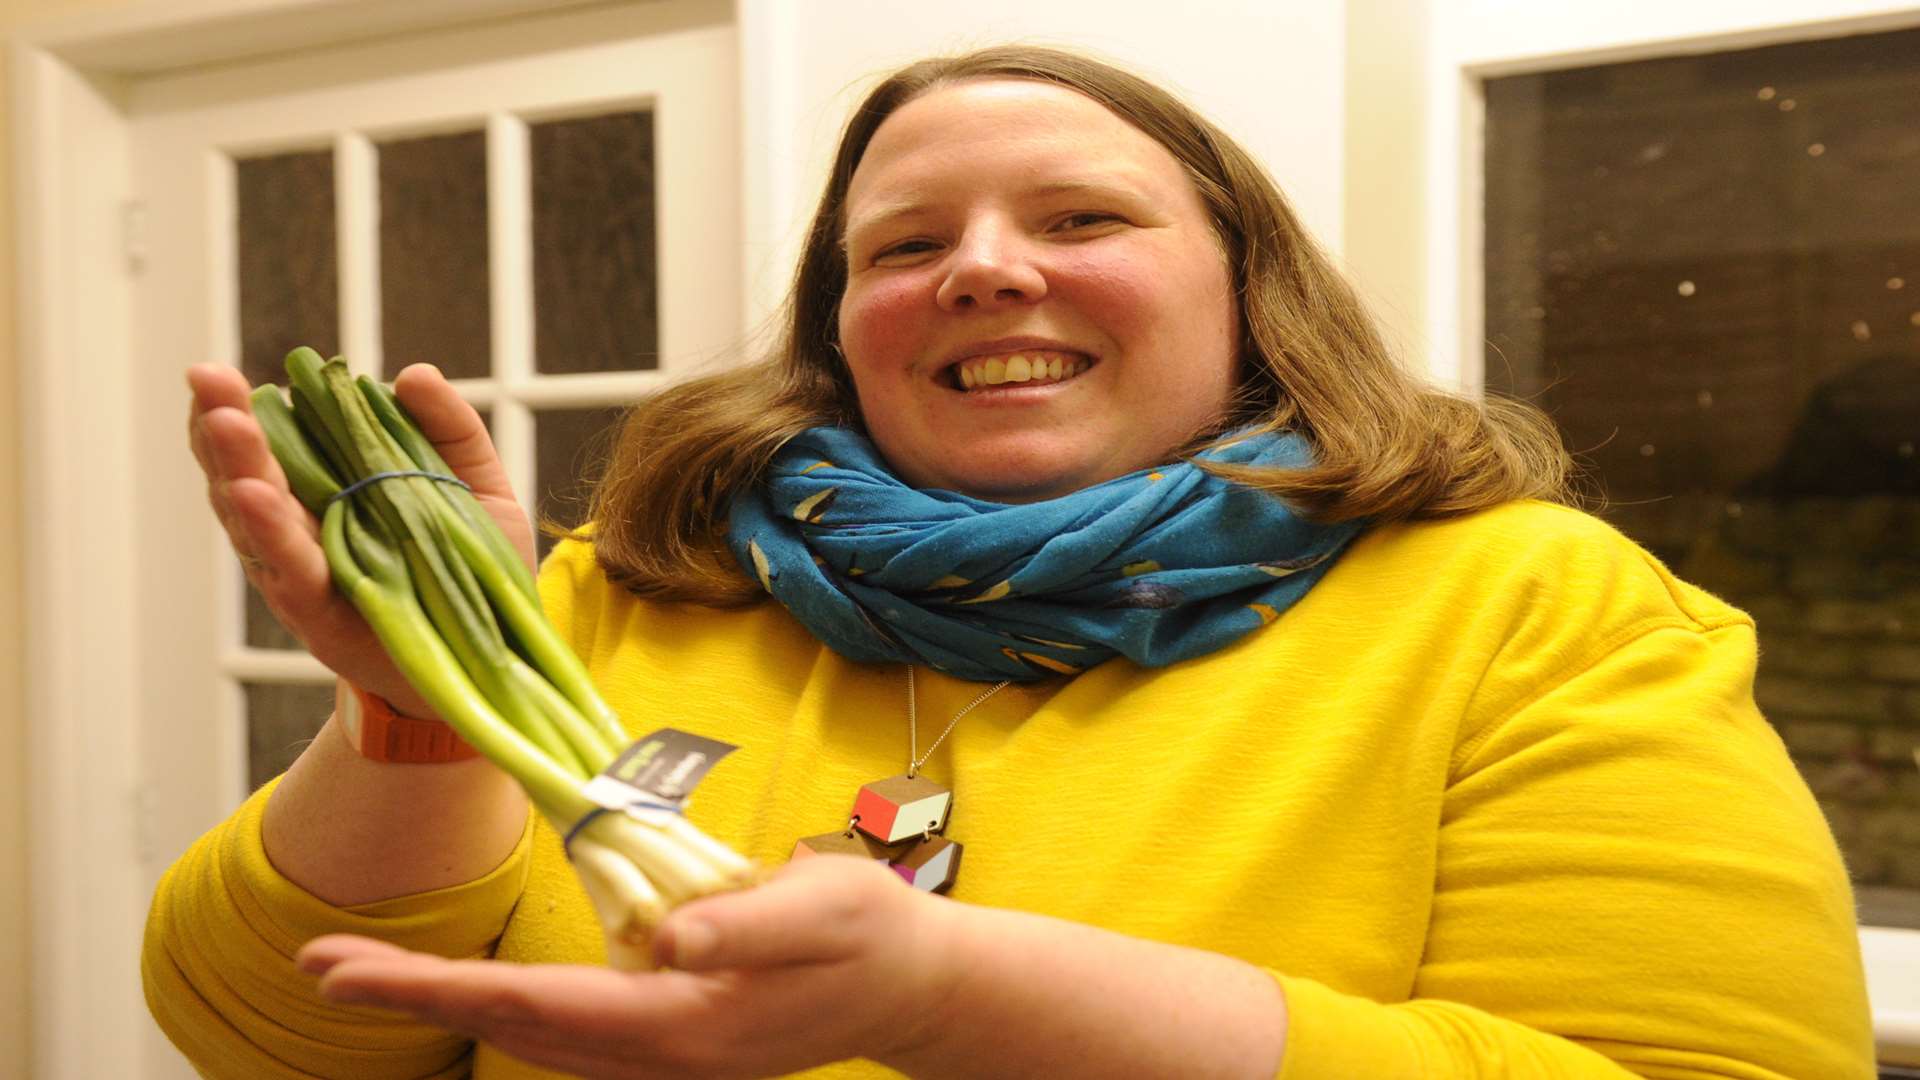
left=1021, top=177, right=1150, bottom=202
left=844, top=200, right=931, bottom=243
left=844, top=177, right=1151, bottom=242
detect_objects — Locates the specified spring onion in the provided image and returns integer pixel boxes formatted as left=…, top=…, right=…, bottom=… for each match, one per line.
left=251, top=346, right=755, bottom=970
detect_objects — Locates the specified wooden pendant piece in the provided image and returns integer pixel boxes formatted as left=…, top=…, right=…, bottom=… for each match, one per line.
left=889, top=836, right=962, bottom=893
left=853, top=774, right=952, bottom=844
left=791, top=829, right=896, bottom=862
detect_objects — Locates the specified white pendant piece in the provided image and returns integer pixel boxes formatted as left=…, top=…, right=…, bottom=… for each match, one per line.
left=890, top=836, right=962, bottom=893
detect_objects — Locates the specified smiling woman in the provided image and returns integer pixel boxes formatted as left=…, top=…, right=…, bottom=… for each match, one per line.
left=587, top=47, right=1571, bottom=604
left=149, top=43, right=1875, bottom=1080
left=835, top=79, right=1239, bottom=503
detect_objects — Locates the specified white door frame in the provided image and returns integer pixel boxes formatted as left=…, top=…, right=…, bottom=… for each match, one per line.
left=9, top=3, right=713, bottom=1076
left=1416, top=0, right=1920, bottom=1056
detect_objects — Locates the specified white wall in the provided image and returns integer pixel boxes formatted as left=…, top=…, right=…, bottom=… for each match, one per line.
left=1343, top=0, right=1430, bottom=372
left=737, top=0, right=1349, bottom=331
left=1, top=5, right=165, bottom=1071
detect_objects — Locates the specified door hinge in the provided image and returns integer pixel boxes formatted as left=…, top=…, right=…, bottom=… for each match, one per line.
left=122, top=199, right=148, bottom=275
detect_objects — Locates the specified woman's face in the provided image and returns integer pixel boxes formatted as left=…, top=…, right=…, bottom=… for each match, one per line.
left=836, top=79, right=1240, bottom=502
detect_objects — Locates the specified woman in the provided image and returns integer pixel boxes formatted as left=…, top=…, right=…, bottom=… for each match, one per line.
left=151, top=46, right=1874, bottom=1078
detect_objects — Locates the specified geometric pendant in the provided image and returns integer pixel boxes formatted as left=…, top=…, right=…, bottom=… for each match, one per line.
left=852, top=774, right=952, bottom=844
left=889, top=835, right=961, bottom=893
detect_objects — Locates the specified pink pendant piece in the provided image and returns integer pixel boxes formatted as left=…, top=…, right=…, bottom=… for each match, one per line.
left=852, top=774, right=952, bottom=844
left=890, top=836, right=962, bottom=893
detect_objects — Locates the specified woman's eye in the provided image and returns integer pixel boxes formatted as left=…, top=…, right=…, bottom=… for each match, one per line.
left=1054, top=211, right=1122, bottom=231
left=872, top=239, right=941, bottom=263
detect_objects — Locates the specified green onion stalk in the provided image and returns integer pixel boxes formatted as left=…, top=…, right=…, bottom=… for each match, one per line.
left=252, top=347, right=755, bottom=970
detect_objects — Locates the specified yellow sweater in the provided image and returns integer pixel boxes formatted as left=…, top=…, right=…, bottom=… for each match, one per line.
left=143, top=501, right=1875, bottom=1078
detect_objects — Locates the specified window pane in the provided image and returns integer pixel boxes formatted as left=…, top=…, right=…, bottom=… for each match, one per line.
left=531, top=111, right=658, bottom=374
left=379, top=130, right=491, bottom=380
left=534, top=405, right=627, bottom=561
left=237, top=148, right=336, bottom=649
left=1484, top=27, right=1920, bottom=927
left=244, top=681, right=335, bottom=791
left=236, top=149, right=338, bottom=390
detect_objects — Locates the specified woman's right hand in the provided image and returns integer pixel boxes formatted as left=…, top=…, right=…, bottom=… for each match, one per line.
left=186, top=361, right=537, bottom=720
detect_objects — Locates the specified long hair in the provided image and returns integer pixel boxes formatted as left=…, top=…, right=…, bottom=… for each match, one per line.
left=575, top=45, right=1575, bottom=605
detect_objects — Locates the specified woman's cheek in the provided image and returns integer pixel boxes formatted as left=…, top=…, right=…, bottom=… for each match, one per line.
left=839, top=277, right=926, bottom=363
left=1050, top=251, right=1159, bottom=327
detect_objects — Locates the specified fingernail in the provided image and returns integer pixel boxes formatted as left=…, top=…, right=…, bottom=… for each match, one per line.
left=670, top=919, right=718, bottom=967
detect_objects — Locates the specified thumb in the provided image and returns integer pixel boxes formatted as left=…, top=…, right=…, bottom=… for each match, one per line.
left=656, top=854, right=905, bottom=972
left=390, top=362, right=518, bottom=502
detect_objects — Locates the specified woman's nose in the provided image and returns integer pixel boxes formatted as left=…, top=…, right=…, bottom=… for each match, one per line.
left=935, top=226, right=1047, bottom=311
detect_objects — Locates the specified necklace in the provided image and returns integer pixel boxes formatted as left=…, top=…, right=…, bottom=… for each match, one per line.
left=792, top=668, right=1010, bottom=893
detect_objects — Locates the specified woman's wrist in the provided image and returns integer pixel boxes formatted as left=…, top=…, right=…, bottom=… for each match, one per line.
left=261, top=711, right=529, bottom=907
left=877, top=899, right=1288, bottom=1079
left=337, top=679, right=478, bottom=764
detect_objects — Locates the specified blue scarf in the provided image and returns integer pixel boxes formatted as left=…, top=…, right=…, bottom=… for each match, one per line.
left=726, top=427, right=1364, bottom=682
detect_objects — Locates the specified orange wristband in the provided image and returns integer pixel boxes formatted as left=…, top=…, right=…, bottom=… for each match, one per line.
left=340, top=683, right=480, bottom=764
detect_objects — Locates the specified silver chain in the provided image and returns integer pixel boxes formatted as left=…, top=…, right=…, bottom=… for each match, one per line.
left=907, top=667, right=1011, bottom=778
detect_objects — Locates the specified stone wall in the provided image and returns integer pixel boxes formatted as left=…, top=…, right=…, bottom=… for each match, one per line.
left=1662, top=497, right=1920, bottom=904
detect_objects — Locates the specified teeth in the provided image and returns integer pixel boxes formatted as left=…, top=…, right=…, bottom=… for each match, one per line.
left=952, top=350, right=1089, bottom=391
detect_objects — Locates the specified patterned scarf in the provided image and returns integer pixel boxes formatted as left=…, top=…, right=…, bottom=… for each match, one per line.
left=726, top=427, right=1364, bottom=682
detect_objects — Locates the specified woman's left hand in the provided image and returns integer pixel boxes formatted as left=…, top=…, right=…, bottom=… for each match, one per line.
left=296, top=854, right=964, bottom=1079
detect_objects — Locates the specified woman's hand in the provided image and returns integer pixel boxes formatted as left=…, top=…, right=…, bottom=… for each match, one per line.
left=296, top=855, right=963, bottom=1079
left=186, top=361, right=535, bottom=718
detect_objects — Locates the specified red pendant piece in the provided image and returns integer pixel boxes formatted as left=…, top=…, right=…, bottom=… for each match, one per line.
left=852, top=774, right=952, bottom=844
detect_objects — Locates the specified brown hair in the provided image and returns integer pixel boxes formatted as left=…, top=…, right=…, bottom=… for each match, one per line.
left=574, top=45, right=1576, bottom=605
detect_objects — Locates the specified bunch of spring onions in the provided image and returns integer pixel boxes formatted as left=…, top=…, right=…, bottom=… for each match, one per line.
left=252, top=347, right=754, bottom=969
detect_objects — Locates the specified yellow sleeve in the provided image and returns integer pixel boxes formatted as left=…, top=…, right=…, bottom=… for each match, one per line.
left=142, top=779, right=534, bottom=1079
left=1274, top=621, right=1875, bottom=1079
left=142, top=538, right=596, bottom=1077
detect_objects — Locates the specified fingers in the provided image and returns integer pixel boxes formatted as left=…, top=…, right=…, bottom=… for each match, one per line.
left=184, top=365, right=431, bottom=713
left=297, top=933, right=412, bottom=974
left=185, top=362, right=252, bottom=417
left=657, top=855, right=904, bottom=972
left=188, top=366, right=304, bottom=567
left=298, top=935, right=711, bottom=1053
left=392, top=364, right=519, bottom=502
left=187, top=364, right=258, bottom=478
left=223, top=477, right=328, bottom=585
left=299, top=936, right=530, bottom=1028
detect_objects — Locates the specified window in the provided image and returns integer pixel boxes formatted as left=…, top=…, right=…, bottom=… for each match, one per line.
left=233, top=109, right=658, bottom=787
left=1483, top=26, right=1920, bottom=928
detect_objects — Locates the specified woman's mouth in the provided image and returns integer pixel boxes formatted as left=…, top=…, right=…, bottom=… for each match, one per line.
left=946, top=350, right=1095, bottom=391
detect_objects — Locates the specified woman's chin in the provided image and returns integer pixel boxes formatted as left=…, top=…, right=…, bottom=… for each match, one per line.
left=879, top=429, right=1146, bottom=503
left=918, top=461, right=1114, bottom=504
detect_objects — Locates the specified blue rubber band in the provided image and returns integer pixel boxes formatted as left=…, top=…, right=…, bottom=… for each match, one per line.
left=561, top=797, right=685, bottom=861
left=327, top=469, right=471, bottom=506
left=562, top=807, right=612, bottom=859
